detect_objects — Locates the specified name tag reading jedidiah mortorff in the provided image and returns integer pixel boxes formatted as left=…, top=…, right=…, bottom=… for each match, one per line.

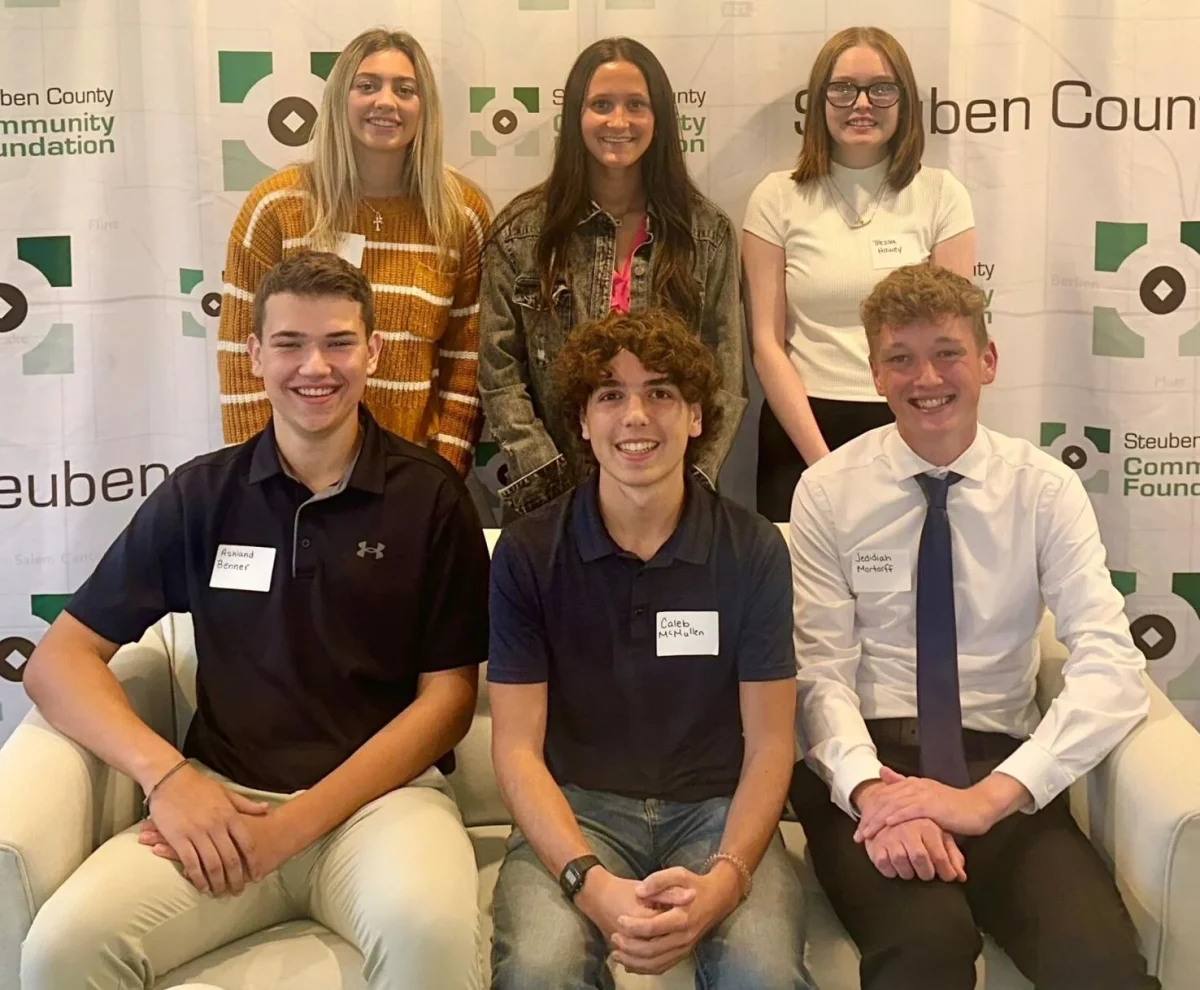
left=656, top=611, right=720, bottom=657
left=209, top=544, right=277, bottom=592
left=851, top=549, right=911, bottom=593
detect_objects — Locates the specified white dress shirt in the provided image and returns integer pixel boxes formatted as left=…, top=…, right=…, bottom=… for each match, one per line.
left=791, top=423, right=1150, bottom=819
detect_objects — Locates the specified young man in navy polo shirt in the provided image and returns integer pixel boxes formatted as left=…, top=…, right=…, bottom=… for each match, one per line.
left=487, top=310, right=812, bottom=989
left=21, top=252, right=490, bottom=990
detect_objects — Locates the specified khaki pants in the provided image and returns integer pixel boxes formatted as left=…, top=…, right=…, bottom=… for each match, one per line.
left=21, top=764, right=481, bottom=990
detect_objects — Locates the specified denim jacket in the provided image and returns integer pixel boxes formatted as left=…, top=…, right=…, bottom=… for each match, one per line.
left=478, top=195, right=748, bottom=515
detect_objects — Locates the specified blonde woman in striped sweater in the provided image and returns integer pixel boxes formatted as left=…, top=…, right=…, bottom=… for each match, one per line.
left=217, top=28, right=489, bottom=477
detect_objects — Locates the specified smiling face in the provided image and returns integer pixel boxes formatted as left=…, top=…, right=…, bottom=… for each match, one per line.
left=580, top=59, right=655, bottom=174
left=346, top=49, right=421, bottom=159
left=824, top=44, right=900, bottom=165
left=580, top=348, right=701, bottom=491
left=871, top=314, right=997, bottom=464
left=248, top=292, right=381, bottom=442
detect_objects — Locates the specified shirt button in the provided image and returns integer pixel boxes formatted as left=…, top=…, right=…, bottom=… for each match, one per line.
left=300, top=538, right=311, bottom=548
left=634, top=607, right=645, bottom=617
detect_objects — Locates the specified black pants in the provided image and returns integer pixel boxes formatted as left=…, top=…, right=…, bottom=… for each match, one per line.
left=789, top=723, right=1159, bottom=990
left=756, top=397, right=894, bottom=522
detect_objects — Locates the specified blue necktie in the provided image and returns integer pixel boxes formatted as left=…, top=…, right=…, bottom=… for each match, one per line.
left=915, top=472, right=971, bottom=788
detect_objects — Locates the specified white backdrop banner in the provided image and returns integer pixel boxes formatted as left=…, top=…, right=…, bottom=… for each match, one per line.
left=1, top=0, right=1198, bottom=739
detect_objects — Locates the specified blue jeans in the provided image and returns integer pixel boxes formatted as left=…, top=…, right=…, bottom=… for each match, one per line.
left=490, top=785, right=813, bottom=989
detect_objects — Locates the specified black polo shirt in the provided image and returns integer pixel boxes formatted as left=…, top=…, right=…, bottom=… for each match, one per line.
left=66, top=409, right=489, bottom=793
left=487, top=474, right=795, bottom=803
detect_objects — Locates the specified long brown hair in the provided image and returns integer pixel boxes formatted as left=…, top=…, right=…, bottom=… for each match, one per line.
left=503, top=37, right=701, bottom=323
left=792, top=26, right=924, bottom=190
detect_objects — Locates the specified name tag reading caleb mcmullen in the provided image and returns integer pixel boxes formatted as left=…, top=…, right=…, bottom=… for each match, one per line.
left=656, top=611, right=720, bottom=657
left=209, top=544, right=277, bottom=593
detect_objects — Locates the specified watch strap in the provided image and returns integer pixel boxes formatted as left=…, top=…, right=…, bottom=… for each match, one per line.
left=558, top=854, right=602, bottom=900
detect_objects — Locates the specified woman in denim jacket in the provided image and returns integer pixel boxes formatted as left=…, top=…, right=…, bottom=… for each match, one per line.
left=479, top=36, right=747, bottom=516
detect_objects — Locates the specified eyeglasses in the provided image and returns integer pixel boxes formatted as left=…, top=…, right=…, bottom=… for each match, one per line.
left=824, top=81, right=901, bottom=109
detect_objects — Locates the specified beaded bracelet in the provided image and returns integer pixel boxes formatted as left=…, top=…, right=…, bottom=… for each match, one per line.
left=704, top=851, right=753, bottom=901
left=142, top=757, right=190, bottom=813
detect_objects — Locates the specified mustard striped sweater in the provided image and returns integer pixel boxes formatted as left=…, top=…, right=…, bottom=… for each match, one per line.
left=217, top=166, right=489, bottom=477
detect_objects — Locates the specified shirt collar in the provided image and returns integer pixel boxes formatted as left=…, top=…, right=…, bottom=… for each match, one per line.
left=247, top=406, right=386, bottom=495
left=579, top=199, right=660, bottom=229
left=572, top=470, right=713, bottom=566
left=884, top=424, right=991, bottom=485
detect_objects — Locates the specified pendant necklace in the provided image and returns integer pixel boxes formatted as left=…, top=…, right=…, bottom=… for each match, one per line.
left=825, top=173, right=887, bottom=229
left=364, top=201, right=384, bottom=233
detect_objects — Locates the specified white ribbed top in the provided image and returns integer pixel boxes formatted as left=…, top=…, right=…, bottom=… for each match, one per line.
left=743, top=161, right=974, bottom=401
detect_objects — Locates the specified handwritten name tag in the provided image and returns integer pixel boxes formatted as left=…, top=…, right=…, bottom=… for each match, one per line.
left=851, top=549, right=911, bottom=593
left=871, top=234, right=923, bottom=270
left=336, top=232, right=366, bottom=268
left=209, top=544, right=276, bottom=593
left=656, top=610, right=719, bottom=657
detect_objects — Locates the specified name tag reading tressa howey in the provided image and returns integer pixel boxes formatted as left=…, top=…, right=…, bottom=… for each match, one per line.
left=870, top=234, right=923, bottom=269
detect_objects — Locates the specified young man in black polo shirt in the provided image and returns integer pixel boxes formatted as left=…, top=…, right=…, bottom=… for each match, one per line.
left=487, top=311, right=812, bottom=989
left=21, top=252, right=490, bottom=990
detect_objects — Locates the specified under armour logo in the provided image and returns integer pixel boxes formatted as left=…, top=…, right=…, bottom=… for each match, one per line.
left=356, top=542, right=385, bottom=559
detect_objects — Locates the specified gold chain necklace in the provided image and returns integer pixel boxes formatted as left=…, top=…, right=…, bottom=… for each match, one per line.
left=363, top=200, right=385, bottom=233
left=825, top=173, right=887, bottom=229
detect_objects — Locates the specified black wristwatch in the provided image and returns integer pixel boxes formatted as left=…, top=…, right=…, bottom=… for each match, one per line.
left=559, top=854, right=602, bottom=901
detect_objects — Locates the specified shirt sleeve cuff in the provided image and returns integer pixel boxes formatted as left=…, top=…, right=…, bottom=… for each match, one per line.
left=828, top=748, right=885, bottom=820
left=742, top=218, right=784, bottom=247
left=497, top=453, right=569, bottom=515
left=992, top=739, right=1074, bottom=812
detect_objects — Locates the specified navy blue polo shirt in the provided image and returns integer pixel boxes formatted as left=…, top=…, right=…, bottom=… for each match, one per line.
left=487, top=474, right=795, bottom=802
left=65, top=409, right=490, bottom=793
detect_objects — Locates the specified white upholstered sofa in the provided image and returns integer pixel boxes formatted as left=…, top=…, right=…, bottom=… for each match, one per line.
left=1, top=529, right=1199, bottom=989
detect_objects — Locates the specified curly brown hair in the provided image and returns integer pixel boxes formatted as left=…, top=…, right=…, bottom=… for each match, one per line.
left=860, top=263, right=989, bottom=359
left=555, top=309, right=723, bottom=466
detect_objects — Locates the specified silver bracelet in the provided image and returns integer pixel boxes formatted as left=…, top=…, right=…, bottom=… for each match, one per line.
left=142, top=757, right=190, bottom=813
left=704, top=851, right=753, bottom=901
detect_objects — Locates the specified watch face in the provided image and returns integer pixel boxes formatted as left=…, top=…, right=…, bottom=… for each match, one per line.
left=561, top=856, right=597, bottom=898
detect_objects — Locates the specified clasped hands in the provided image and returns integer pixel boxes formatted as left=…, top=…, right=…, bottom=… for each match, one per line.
left=136, top=764, right=298, bottom=897
left=851, top=767, right=1024, bottom=883
left=577, top=860, right=744, bottom=976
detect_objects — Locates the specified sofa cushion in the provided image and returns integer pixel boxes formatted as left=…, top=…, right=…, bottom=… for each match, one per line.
left=155, top=919, right=365, bottom=989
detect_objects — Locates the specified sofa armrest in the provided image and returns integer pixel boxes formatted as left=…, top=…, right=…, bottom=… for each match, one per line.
left=0, top=624, right=175, bottom=988
left=1037, top=616, right=1200, bottom=988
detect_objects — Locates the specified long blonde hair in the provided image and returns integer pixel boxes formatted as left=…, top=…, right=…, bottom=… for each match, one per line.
left=301, top=28, right=474, bottom=257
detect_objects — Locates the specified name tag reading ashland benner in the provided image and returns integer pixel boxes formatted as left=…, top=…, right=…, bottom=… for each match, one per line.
left=656, top=611, right=719, bottom=657
left=209, top=544, right=276, bottom=593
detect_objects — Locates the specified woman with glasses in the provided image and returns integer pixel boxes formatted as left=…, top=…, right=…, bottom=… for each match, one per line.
left=743, top=26, right=975, bottom=521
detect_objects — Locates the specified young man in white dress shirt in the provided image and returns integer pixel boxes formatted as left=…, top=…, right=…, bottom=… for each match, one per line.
left=788, top=263, right=1159, bottom=990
